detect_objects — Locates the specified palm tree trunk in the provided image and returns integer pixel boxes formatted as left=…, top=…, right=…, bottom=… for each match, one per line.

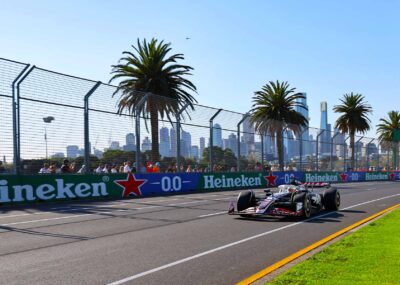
left=150, top=101, right=160, bottom=163
left=276, top=130, right=284, bottom=171
left=350, top=132, right=355, bottom=170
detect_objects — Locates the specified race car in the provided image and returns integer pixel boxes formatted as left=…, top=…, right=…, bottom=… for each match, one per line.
left=228, top=183, right=340, bottom=218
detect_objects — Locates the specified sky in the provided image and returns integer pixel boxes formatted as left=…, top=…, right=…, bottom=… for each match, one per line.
left=1, top=0, right=400, bottom=138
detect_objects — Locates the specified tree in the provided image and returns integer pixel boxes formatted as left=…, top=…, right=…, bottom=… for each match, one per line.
left=249, top=81, right=308, bottom=171
left=333, top=93, right=372, bottom=170
left=110, top=38, right=197, bottom=162
left=376, top=111, right=400, bottom=169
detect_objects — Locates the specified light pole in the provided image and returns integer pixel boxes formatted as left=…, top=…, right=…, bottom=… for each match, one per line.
left=43, top=116, right=55, bottom=159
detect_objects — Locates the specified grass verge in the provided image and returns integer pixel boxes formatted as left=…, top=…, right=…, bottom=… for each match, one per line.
left=267, top=208, right=400, bottom=285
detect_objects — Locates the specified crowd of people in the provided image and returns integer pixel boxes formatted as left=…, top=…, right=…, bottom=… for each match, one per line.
left=34, top=159, right=285, bottom=174
left=0, top=158, right=393, bottom=175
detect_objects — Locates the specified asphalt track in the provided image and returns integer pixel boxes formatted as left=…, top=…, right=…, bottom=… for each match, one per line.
left=0, top=181, right=399, bottom=285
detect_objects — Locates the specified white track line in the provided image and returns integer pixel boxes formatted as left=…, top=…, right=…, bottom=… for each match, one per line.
left=107, top=193, right=400, bottom=285
left=198, top=211, right=227, bottom=218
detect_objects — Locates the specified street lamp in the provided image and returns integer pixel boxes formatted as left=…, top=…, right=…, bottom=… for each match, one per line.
left=43, top=116, right=55, bottom=159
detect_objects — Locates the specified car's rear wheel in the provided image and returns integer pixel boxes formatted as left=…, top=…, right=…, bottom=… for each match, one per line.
left=237, top=190, right=256, bottom=212
left=323, top=187, right=340, bottom=211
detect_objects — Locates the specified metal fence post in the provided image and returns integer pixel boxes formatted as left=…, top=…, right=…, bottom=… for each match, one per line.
left=343, top=135, right=350, bottom=172
left=330, top=131, right=340, bottom=171
left=11, top=64, right=30, bottom=174
left=209, top=109, right=222, bottom=172
left=299, top=128, right=307, bottom=171
left=83, top=81, right=102, bottom=173
left=355, top=136, right=364, bottom=170
left=135, top=93, right=150, bottom=173
left=366, top=138, right=374, bottom=170
left=316, top=129, right=325, bottom=171
left=15, top=65, right=35, bottom=174
left=237, top=113, right=249, bottom=172
left=176, top=101, right=190, bottom=172
left=260, top=134, right=264, bottom=167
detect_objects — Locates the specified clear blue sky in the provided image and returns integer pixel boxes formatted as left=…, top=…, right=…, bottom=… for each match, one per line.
left=1, top=0, right=399, bottom=137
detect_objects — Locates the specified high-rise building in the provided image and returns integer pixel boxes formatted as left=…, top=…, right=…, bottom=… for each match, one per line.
left=199, top=137, right=205, bottom=160
left=191, top=145, right=199, bottom=161
left=66, top=145, right=80, bottom=158
left=295, top=93, right=310, bottom=156
left=170, top=128, right=177, bottom=156
left=319, top=101, right=331, bottom=155
left=181, top=130, right=192, bottom=157
left=227, top=133, right=238, bottom=157
left=141, top=137, right=151, bottom=152
left=123, top=133, right=136, bottom=151
left=213, top=123, right=223, bottom=148
left=109, top=141, right=121, bottom=150
left=159, top=127, right=170, bottom=157
left=242, top=117, right=255, bottom=156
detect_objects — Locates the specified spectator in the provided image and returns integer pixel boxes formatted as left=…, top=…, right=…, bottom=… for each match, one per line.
left=140, top=163, right=147, bottom=173
left=123, top=161, right=131, bottom=173
left=61, top=159, right=72, bottom=173
left=111, top=164, right=119, bottom=173
left=186, top=165, right=192, bottom=173
left=49, top=163, right=57, bottom=174
left=254, top=162, right=263, bottom=172
left=153, top=162, right=161, bottom=173
left=70, top=162, right=77, bottom=173
left=166, top=164, right=175, bottom=173
left=0, top=161, right=6, bottom=174
left=39, top=163, right=50, bottom=174
left=95, top=164, right=104, bottom=174
left=146, top=162, right=153, bottom=173
left=77, top=165, right=86, bottom=173
left=102, top=164, right=112, bottom=173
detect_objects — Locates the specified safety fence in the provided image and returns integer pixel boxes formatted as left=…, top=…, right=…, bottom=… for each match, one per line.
left=0, top=171, right=399, bottom=205
left=0, top=57, right=399, bottom=175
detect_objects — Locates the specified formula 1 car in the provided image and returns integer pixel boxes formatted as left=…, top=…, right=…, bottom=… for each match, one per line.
left=228, top=183, right=340, bottom=218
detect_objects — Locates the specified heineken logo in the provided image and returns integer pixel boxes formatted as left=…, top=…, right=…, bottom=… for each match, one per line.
left=203, top=174, right=262, bottom=189
left=0, top=178, right=108, bottom=203
left=305, top=173, right=339, bottom=183
left=365, top=172, right=388, bottom=181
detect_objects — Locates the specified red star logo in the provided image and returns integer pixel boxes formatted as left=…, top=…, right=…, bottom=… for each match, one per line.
left=115, top=173, right=147, bottom=197
left=264, top=172, right=277, bottom=186
left=389, top=172, right=396, bottom=181
left=340, top=172, right=348, bottom=182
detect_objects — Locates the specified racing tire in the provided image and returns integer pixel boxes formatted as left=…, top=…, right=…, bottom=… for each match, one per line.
left=293, top=192, right=312, bottom=218
left=323, top=187, right=340, bottom=211
left=237, top=190, right=256, bottom=212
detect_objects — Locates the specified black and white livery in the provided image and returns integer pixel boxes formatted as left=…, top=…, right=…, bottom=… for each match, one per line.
left=228, top=183, right=340, bottom=218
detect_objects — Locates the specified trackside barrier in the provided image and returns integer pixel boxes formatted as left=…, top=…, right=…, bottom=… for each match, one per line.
left=0, top=171, right=399, bottom=205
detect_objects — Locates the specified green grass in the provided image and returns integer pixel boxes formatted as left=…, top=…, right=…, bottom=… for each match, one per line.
left=267, top=208, right=400, bottom=285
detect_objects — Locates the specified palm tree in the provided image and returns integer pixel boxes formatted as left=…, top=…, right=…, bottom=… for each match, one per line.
left=376, top=111, right=400, bottom=169
left=110, top=38, right=197, bottom=162
left=333, top=93, right=372, bottom=170
left=249, top=81, right=308, bottom=171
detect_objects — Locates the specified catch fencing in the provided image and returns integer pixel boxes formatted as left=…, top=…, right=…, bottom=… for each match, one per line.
left=0, top=57, right=398, bottom=174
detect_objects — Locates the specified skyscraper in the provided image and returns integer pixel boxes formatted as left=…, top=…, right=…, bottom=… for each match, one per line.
left=295, top=93, right=310, bottom=156
left=320, top=102, right=331, bottom=155
left=181, top=130, right=192, bottom=157
left=242, top=117, right=255, bottom=156
left=141, top=137, right=151, bottom=152
left=227, top=133, right=238, bottom=157
left=123, top=133, right=136, bottom=151
left=213, top=123, right=223, bottom=148
left=159, top=127, right=170, bottom=157
left=170, top=128, right=177, bottom=156
left=199, top=137, right=205, bottom=160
